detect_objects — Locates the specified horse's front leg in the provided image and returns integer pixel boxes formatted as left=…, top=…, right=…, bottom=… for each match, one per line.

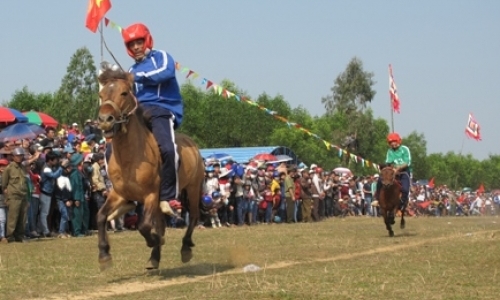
left=139, top=192, right=161, bottom=248
left=97, top=190, right=127, bottom=271
left=380, top=207, right=394, bottom=237
left=145, top=205, right=165, bottom=270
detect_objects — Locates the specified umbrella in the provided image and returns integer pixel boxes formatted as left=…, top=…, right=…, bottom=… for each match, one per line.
left=333, top=167, right=352, bottom=175
left=23, top=111, right=58, bottom=127
left=0, top=107, right=28, bottom=123
left=205, top=153, right=233, bottom=162
left=253, top=153, right=277, bottom=162
left=268, top=154, right=293, bottom=164
left=0, top=123, right=43, bottom=141
left=26, top=123, right=46, bottom=135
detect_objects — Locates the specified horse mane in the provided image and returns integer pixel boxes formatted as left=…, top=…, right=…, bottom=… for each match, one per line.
left=98, top=68, right=130, bottom=85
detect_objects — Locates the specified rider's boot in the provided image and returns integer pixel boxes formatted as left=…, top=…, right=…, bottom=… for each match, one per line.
left=160, top=201, right=175, bottom=216
left=399, top=197, right=408, bottom=212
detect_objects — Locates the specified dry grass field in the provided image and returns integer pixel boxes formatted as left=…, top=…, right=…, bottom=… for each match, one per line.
left=1, top=216, right=500, bottom=300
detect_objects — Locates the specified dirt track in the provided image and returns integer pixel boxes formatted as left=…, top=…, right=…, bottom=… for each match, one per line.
left=33, top=229, right=497, bottom=300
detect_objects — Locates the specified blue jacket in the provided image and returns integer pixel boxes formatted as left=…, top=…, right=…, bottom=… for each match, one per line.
left=129, top=49, right=183, bottom=128
left=41, top=165, right=63, bottom=195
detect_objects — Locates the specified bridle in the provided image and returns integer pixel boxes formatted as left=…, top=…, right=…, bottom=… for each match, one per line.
left=100, top=84, right=139, bottom=134
left=381, top=166, right=397, bottom=188
left=98, top=33, right=140, bottom=134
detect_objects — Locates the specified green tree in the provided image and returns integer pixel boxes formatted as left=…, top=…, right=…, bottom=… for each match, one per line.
left=402, top=131, right=428, bottom=180
left=54, top=47, right=99, bottom=126
left=321, top=57, right=377, bottom=168
left=5, top=86, right=56, bottom=113
left=321, top=57, right=376, bottom=116
left=180, top=80, right=289, bottom=148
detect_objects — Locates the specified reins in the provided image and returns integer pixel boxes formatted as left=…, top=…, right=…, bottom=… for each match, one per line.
left=99, top=32, right=139, bottom=133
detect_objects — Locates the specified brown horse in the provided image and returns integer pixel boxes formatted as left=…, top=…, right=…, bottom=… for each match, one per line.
left=379, top=166, right=405, bottom=237
left=96, top=66, right=205, bottom=270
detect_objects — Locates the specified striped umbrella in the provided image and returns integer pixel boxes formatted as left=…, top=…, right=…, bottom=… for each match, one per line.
left=23, top=111, right=58, bottom=127
left=0, top=107, right=28, bottom=123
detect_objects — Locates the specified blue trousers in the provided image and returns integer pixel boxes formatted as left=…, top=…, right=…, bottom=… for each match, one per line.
left=376, top=172, right=410, bottom=208
left=57, top=201, right=70, bottom=234
left=142, top=104, right=180, bottom=201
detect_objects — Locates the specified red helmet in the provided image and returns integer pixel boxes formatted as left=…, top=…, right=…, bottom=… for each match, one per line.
left=121, top=23, right=154, bottom=58
left=387, top=132, right=402, bottom=144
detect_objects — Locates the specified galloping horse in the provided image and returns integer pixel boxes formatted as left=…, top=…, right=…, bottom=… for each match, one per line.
left=96, top=66, right=205, bottom=270
left=379, top=166, right=406, bottom=237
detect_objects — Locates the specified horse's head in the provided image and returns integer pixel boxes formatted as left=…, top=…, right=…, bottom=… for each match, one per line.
left=97, top=66, right=138, bottom=138
left=380, top=166, right=396, bottom=187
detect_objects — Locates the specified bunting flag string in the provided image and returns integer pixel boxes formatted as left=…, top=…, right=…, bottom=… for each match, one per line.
left=103, top=18, right=380, bottom=171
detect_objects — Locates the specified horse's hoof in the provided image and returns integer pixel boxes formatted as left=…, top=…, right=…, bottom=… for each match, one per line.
left=99, top=256, right=113, bottom=271
left=389, top=231, right=395, bottom=237
left=400, top=223, right=405, bottom=229
left=181, top=249, right=193, bottom=263
left=145, top=259, right=159, bottom=270
left=391, top=220, right=395, bottom=225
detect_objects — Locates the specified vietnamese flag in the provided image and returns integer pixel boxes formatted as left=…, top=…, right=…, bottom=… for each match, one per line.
left=85, top=0, right=112, bottom=33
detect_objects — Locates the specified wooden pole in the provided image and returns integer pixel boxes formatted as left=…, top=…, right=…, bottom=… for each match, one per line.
left=454, top=135, right=466, bottom=189
left=390, top=101, right=394, bottom=132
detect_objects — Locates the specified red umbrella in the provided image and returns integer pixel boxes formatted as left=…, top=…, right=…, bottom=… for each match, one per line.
left=253, top=153, right=277, bottom=161
left=0, top=107, right=29, bottom=123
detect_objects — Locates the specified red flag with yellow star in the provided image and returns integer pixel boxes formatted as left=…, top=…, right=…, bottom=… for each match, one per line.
left=85, top=0, right=112, bottom=33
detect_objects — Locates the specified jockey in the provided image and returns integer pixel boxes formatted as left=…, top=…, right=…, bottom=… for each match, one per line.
left=122, top=23, right=182, bottom=216
left=374, top=132, right=412, bottom=211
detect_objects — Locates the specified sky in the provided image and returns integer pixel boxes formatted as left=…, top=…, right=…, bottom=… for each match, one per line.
left=1, top=0, right=499, bottom=160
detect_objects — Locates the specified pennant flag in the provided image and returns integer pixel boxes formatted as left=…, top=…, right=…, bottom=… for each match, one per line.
left=85, top=0, right=112, bottom=33
left=389, top=64, right=401, bottom=114
left=104, top=17, right=110, bottom=27
left=428, top=177, right=435, bottom=189
left=206, top=80, right=213, bottom=90
left=465, top=113, right=481, bottom=141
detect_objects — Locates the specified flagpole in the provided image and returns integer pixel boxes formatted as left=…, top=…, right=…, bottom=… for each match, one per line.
left=99, top=19, right=104, bottom=63
left=459, top=135, right=465, bottom=156
left=98, top=19, right=104, bottom=103
left=390, top=99, right=394, bottom=132
left=388, top=64, right=395, bottom=132
left=454, top=135, right=466, bottom=189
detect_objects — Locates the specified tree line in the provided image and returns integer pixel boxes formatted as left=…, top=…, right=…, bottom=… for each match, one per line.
left=4, top=47, right=499, bottom=190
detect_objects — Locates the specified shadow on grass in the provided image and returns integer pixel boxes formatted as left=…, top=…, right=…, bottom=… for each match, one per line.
left=109, top=263, right=235, bottom=284
left=377, top=231, right=419, bottom=238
